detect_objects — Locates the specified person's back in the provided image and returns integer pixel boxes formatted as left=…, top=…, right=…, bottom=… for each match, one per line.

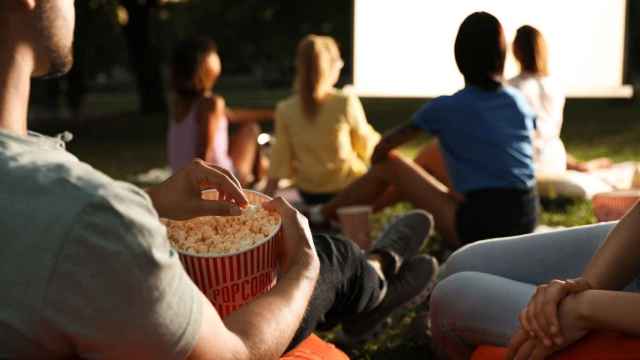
left=272, top=89, right=379, bottom=194
left=0, top=130, right=205, bottom=358
left=267, top=35, right=380, bottom=202
left=413, top=85, right=535, bottom=193
left=509, top=73, right=566, bottom=174
left=168, top=98, right=233, bottom=172
left=508, top=25, right=568, bottom=174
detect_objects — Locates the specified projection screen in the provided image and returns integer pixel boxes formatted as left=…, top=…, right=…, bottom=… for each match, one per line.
left=353, top=0, right=631, bottom=98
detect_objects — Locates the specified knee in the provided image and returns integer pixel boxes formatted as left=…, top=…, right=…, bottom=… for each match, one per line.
left=430, top=272, right=480, bottom=349
left=439, top=243, right=483, bottom=280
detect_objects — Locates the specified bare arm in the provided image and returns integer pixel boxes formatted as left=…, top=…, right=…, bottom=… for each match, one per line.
left=516, top=202, right=640, bottom=347
left=226, top=108, right=274, bottom=124
left=187, top=198, right=320, bottom=360
left=371, top=123, right=422, bottom=164
left=582, top=202, right=640, bottom=290
left=578, top=290, right=640, bottom=335
left=197, top=96, right=226, bottom=162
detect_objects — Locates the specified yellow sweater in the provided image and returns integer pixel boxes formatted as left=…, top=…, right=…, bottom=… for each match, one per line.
left=269, top=89, right=381, bottom=193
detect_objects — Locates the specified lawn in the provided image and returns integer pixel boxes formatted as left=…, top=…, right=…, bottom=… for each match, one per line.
left=39, top=86, right=640, bottom=359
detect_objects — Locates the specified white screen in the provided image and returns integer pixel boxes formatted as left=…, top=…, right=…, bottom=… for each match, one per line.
left=353, top=0, right=631, bottom=98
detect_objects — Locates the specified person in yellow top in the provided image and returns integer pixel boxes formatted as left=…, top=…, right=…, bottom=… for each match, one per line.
left=265, top=35, right=380, bottom=205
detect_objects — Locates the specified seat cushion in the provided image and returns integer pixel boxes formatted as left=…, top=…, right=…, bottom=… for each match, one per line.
left=281, top=334, right=349, bottom=360
left=472, top=332, right=640, bottom=360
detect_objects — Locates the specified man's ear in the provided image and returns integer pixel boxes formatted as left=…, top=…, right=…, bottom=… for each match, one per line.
left=18, top=0, right=37, bottom=11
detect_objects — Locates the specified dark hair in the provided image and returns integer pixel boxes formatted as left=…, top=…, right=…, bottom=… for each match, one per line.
left=454, top=12, right=506, bottom=91
left=170, top=37, right=218, bottom=97
left=513, top=25, right=549, bottom=76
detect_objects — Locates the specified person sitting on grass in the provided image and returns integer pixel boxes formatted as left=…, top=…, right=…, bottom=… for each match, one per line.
left=315, top=12, right=539, bottom=250
left=508, top=25, right=612, bottom=174
left=429, top=200, right=640, bottom=359
left=168, top=36, right=273, bottom=187
left=265, top=35, right=380, bottom=206
left=0, top=3, right=437, bottom=358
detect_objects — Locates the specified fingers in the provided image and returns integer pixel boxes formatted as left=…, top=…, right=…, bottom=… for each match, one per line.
left=521, top=280, right=572, bottom=347
left=529, top=285, right=553, bottom=346
left=506, top=328, right=530, bottom=360
left=262, top=197, right=298, bottom=218
left=506, top=332, right=536, bottom=360
left=193, top=159, right=248, bottom=206
left=209, top=164, right=242, bottom=189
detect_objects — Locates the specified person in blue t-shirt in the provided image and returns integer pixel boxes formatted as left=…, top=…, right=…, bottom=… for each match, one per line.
left=321, top=12, right=539, bottom=249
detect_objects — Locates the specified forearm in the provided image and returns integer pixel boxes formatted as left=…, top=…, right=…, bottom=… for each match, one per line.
left=223, top=258, right=319, bottom=359
left=579, top=290, right=640, bottom=336
left=380, top=123, right=421, bottom=150
left=227, top=108, right=273, bottom=123
left=582, top=203, right=640, bottom=290
left=265, top=178, right=279, bottom=196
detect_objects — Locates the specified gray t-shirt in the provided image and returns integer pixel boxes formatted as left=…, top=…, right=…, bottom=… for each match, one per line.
left=0, top=130, right=203, bottom=359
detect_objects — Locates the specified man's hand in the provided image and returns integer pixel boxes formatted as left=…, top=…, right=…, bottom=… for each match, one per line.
left=262, top=197, right=318, bottom=275
left=147, top=159, right=249, bottom=220
left=519, top=278, right=592, bottom=346
left=508, top=293, right=591, bottom=359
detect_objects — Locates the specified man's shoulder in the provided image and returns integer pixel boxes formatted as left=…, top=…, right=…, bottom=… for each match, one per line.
left=2, top=146, right=153, bottom=227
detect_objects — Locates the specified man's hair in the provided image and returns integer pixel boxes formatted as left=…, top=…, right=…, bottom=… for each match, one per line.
left=170, top=37, right=218, bottom=97
left=454, top=12, right=506, bottom=91
left=513, top=25, right=549, bottom=76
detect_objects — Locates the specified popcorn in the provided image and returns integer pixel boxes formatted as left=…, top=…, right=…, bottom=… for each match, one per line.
left=163, top=204, right=281, bottom=255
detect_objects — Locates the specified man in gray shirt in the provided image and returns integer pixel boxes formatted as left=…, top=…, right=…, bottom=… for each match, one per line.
left=0, top=1, right=436, bottom=359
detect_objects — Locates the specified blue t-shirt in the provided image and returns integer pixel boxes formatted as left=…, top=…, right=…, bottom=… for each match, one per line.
left=412, top=86, right=536, bottom=193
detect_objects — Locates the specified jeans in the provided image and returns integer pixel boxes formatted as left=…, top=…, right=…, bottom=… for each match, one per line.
left=429, top=222, right=640, bottom=359
left=287, top=233, right=383, bottom=350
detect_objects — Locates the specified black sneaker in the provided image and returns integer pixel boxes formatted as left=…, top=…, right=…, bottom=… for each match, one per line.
left=370, top=210, right=434, bottom=275
left=342, top=255, right=439, bottom=342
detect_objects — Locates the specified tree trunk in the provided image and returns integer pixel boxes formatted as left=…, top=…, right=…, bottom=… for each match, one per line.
left=120, top=0, right=167, bottom=114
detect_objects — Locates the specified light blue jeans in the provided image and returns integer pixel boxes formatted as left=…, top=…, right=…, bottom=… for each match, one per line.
left=429, top=222, right=640, bottom=359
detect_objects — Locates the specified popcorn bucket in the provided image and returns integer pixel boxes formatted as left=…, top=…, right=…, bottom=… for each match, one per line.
left=176, top=190, right=282, bottom=318
left=592, top=190, right=640, bottom=222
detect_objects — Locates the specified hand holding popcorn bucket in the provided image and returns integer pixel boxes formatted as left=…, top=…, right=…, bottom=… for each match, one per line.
left=163, top=190, right=282, bottom=318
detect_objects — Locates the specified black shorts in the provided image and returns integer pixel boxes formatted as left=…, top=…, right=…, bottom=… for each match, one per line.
left=456, top=187, right=540, bottom=245
left=299, top=190, right=336, bottom=206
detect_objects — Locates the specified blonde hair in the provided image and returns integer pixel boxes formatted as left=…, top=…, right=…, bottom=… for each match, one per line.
left=513, top=25, right=549, bottom=76
left=295, top=35, right=342, bottom=119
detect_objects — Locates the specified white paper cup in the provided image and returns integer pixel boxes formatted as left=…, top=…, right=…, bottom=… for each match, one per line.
left=337, top=205, right=373, bottom=250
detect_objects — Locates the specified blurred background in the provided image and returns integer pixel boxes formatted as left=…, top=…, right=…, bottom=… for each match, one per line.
left=26, top=0, right=640, bottom=214
left=24, top=1, right=640, bottom=357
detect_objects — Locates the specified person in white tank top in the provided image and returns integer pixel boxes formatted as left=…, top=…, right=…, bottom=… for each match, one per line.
left=508, top=25, right=612, bottom=174
left=168, top=37, right=273, bottom=186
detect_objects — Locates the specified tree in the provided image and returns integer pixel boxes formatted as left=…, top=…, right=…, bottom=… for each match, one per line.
left=119, top=0, right=167, bottom=114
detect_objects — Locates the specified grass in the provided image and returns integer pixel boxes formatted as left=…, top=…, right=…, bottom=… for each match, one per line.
left=34, top=86, right=640, bottom=359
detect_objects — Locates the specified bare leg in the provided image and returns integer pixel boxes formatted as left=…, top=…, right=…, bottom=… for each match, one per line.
left=372, top=140, right=451, bottom=211
left=567, top=153, right=613, bottom=172
left=324, top=153, right=461, bottom=248
left=229, top=122, right=260, bottom=186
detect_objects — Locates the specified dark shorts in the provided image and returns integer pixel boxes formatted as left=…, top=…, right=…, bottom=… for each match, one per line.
left=456, top=187, right=540, bottom=245
left=299, top=190, right=336, bottom=206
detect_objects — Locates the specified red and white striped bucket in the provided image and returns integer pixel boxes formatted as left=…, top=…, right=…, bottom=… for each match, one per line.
left=177, top=190, right=282, bottom=318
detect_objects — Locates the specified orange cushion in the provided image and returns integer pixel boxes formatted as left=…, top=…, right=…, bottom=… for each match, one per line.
left=281, top=334, right=349, bottom=360
left=471, top=332, right=640, bottom=360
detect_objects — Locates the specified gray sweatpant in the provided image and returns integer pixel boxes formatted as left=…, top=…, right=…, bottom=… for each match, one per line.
left=429, top=222, right=640, bottom=359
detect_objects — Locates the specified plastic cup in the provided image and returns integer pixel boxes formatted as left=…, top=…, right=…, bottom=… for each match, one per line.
left=337, top=205, right=373, bottom=250
left=175, top=190, right=282, bottom=318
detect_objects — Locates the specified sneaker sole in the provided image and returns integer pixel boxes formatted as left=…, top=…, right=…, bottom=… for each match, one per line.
left=344, top=256, right=439, bottom=343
